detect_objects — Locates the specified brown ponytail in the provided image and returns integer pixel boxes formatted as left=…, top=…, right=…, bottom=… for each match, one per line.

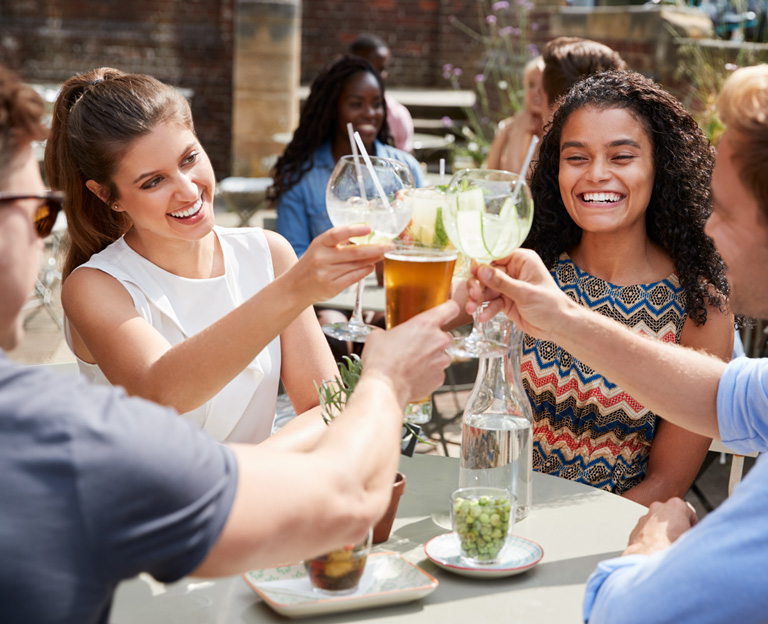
left=44, top=67, right=194, bottom=279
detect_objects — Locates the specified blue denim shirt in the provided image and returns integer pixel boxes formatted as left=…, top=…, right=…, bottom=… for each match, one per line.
left=276, top=139, right=424, bottom=257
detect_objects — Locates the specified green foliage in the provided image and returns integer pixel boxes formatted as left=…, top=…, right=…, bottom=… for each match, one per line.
left=316, top=354, right=432, bottom=445
left=316, top=355, right=362, bottom=425
left=443, top=0, right=538, bottom=166
left=675, top=39, right=768, bottom=144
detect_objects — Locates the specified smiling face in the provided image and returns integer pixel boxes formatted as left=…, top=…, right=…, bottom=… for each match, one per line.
left=334, top=71, right=385, bottom=152
left=706, top=131, right=768, bottom=317
left=524, top=65, right=544, bottom=117
left=97, top=121, right=216, bottom=248
left=558, top=106, right=655, bottom=239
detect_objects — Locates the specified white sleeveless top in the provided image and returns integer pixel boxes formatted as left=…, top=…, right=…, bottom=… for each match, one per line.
left=65, top=226, right=281, bottom=443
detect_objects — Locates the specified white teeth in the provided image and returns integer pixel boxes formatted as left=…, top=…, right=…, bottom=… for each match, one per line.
left=170, top=197, right=203, bottom=218
left=358, top=124, right=376, bottom=132
left=583, top=192, right=622, bottom=203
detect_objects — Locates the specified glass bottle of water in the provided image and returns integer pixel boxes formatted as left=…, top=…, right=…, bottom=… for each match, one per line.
left=459, top=325, right=533, bottom=520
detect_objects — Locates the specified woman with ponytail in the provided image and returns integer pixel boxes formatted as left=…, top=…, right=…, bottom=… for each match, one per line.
left=47, top=68, right=388, bottom=445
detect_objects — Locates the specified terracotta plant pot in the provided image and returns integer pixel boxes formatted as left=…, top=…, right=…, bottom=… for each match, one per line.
left=372, top=471, right=406, bottom=544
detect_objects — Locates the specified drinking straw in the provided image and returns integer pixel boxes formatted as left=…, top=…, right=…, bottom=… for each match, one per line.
left=439, top=158, right=446, bottom=186
left=347, top=122, right=367, bottom=201
left=510, top=135, right=539, bottom=205
left=353, top=131, right=391, bottom=210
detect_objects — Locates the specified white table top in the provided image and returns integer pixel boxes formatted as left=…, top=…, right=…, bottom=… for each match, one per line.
left=111, top=454, right=645, bottom=623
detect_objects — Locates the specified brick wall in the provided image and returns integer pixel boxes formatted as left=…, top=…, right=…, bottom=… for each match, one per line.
left=0, top=0, right=235, bottom=178
left=300, top=1, right=553, bottom=90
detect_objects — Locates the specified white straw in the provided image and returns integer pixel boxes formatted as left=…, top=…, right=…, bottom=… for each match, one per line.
left=353, top=131, right=391, bottom=211
left=510, top=134, right=539, bottom=204
left=347, top=123, right=367, bottom=201
left=439, top=158, right=446, bottom=185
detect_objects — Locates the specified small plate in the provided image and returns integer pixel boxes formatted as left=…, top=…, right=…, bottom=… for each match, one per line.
left=243, top=552, right=438, bottom=619
left=425, top=533, right=544, bottom=579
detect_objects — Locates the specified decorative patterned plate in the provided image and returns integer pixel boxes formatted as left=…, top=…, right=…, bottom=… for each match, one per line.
left=425, top=533, right=544, bottom=579
left=243, top=552, right=438, bottom=619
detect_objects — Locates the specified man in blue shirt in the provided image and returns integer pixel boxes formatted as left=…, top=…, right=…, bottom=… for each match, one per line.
left=465, top=64, right=768, bottom=623
left=0, top=66, right=457, bottom=623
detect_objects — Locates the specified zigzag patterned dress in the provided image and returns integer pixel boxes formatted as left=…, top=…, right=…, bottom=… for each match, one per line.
left=521, top=254, right=688, bottom=494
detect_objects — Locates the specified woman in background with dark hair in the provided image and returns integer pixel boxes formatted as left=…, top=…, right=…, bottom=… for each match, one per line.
left=522, top=70, right=734, bottom=506
left=270, top=55, right=423, bottom=258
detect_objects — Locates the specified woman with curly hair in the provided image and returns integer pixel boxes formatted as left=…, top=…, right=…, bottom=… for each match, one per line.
left=270, top=55, right=423, bottom=257
left=522, top=70, right=734, bottom=506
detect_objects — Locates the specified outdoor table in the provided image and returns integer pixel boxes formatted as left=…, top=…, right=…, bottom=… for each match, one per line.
left=111, top=454, right=646, bottom=623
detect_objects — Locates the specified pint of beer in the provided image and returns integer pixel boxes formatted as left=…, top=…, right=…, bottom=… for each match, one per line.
left=384, top=247, right=457, bottom=424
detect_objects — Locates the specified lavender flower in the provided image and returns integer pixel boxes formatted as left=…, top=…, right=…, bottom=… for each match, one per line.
left=527, top=43, right=539, bottom=57
left=475, top=74, right=486, bottom=83
left=442, top=116, right=454, bottom=128
left=486, top=15, right=497, bottom=24
left=492, top=1, right=510, bottom=9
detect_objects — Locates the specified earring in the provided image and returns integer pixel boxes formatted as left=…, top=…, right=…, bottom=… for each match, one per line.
left=113, top=203, right=119, bottom=210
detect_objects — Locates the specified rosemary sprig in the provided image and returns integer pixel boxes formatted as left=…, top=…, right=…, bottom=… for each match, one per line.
left=315, top=354, right=433, bottom=446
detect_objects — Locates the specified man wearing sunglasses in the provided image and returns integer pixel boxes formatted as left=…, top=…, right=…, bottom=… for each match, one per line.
left=0, top=66, right=458, bottom=623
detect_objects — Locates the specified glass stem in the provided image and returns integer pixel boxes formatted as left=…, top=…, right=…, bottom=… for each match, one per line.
left=348, top=278, right=366, bottom=328
left=464, top=308, right=485, bottom=347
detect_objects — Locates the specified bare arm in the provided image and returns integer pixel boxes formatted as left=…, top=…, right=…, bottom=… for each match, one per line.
left=467, top=251, right=728, bottom=440
left=192, top=301, right=458, bottom=576
left=63, top=225, right=388, bottom=414
left=485, top=118, right=512, bottom=170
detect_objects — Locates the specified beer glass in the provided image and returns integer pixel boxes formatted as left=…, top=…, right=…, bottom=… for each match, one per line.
left=384, top=188, right=457, bottom=424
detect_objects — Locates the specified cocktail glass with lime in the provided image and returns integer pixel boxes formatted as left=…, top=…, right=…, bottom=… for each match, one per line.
left=442, top=169, right=533, bottom=357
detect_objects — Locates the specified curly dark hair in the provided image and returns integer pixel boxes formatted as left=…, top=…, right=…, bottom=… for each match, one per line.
left=527, top=70, right=728, bottom=326
left=268, top=55, right=391, bottom=203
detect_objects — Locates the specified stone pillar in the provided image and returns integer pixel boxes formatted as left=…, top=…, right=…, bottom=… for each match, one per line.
left=232, top=0, right=301, bottom=178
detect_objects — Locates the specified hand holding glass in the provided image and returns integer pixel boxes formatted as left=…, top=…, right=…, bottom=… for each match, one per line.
left=323, top=155, right=414, bottom=342
left=441, top=169, right=533, bottom=357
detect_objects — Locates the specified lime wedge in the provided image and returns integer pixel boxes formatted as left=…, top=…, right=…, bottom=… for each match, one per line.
left=457, top=187, right=485, bottom=212
left=456, top=210, right=492, bottom=259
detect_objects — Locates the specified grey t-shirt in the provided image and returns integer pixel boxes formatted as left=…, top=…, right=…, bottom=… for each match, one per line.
left=0, top=354, right=239, bottom=623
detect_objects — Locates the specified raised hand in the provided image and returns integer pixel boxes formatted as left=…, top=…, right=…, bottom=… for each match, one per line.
left=361, top=300, right=458, bottom=406
left=466, top=249, right=577, bottom=342
left=286, top=224, right=392, bottom=304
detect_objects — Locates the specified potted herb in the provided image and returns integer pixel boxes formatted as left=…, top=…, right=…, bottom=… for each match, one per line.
left=316, top=354, right=429, bottom=542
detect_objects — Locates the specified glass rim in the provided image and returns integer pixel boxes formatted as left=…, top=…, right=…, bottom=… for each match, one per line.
left=384, top=246, right=459, bottom=259
left=450, top=486, right=516, bottom=503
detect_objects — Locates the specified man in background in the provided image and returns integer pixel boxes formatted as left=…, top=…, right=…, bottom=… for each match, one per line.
left=349, top=33, right=415, bottom=152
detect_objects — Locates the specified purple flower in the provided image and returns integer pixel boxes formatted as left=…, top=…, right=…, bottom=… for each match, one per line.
left=442, top=116, right=454, bottom=128
left=531, top=22, right=540, bottom=30
left=500, top=26, right=515, bottom=36
left=475, top=74, right=486, bottom=83
left=448, top=14, right=456, bottom=23
left=443, top=63, right=453, bottom=72
left=725, top=63, right=738, bottom=71
left=486, top=15, right=497, bottom=24
left=512, top=27, right=522, bottom=36
left=453, top=67, right=463, bottom=77
left=481, top=117, right=489, bottom=125
left=492, top=1, right=510, bottom=10
left=527, top=43, right=540, bottom=57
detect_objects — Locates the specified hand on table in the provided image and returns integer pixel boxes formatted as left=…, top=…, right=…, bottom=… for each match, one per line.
left=361, top=300, right=458, bottom=406
left=288, top=225, right=392, bottom=303
left=465, top=249, right=578, bottom=341
left=623, top=498, right=698, bottom=557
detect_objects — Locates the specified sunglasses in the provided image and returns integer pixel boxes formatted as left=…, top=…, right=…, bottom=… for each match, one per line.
left=0, top=191, right=64, bottom=238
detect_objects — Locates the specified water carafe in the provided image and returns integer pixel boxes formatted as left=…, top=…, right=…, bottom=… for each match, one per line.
left=459, top=326, right=533, bottom=520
